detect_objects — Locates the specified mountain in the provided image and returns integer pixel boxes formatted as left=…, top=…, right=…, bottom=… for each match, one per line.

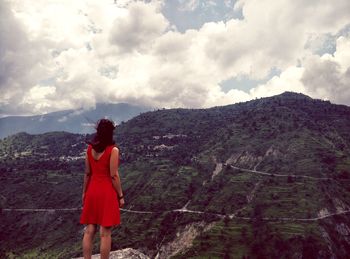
left=0, top=103, right=152, bottom=139
left=1, top=92, right=350, bottom=258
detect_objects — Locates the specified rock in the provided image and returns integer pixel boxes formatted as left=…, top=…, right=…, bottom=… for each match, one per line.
left=318, top=208, right=330, bottom=218
left=72, top=248, right=150, bottom=259
left=333, top=198, right=349, bottom=213
left=211, top=162, right=223, bottom=180
left=154, top=221, right=216, bottom=259
left=336, top=223, right=350, bottom=236
left=224, top=146, right=282, bottom=170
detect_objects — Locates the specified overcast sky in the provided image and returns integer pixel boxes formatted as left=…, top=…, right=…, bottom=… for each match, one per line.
left=1, top=0, right=350, bottom=116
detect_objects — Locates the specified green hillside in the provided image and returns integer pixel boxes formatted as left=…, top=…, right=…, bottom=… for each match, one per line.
left=1, top=92, right=350, bottom=258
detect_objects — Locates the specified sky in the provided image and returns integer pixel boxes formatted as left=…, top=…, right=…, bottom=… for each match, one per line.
left=1, top=0, right=350, bottom=116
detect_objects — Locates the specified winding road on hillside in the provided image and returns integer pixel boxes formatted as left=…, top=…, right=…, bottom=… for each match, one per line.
left=3, top=206, right=350, bottom=222
left=228, top=165, right=332, bottom=180
left=3, top=164, right=350, bottom=222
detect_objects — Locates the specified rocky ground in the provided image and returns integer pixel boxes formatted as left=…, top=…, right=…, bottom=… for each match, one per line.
left=73, top=248, right=150, bottom=259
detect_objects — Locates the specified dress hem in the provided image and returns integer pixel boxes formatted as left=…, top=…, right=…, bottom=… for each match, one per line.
left=80, top=221, right=121, bottom=227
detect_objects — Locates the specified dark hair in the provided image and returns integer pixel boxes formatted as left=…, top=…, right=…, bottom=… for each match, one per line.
left=87, top=118, right=116, bottom=152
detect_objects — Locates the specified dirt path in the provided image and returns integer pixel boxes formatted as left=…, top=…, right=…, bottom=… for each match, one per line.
left=230, top=179, right=262, bottom=218
left=228, top=165, right=332, bottom=180
left=211, top=162, right=223, bottom=180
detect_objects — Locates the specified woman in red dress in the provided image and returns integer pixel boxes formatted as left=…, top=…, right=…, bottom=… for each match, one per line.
left=80, top=118, right=125, bottom=259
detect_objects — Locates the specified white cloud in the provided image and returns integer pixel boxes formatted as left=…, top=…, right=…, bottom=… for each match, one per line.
left=224, top=0, right=235, bottom=8
left=109, top=1, right=169, bottom=52
left=58, top=116, right=67, bottom=122
left=0, top=1, right=54, bottom=114
left=250, top=67, right=306, bottom=99
left=205, top=0, right=350, bottom=79
left=20, top=85, right=57, bottom=113
left=249, top=35, right=350, bottom=103
left=301, top=36, right=350, bottom=103
left=178, top=0, right=199, bottom=12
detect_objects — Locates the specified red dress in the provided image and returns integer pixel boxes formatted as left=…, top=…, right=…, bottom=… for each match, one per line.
left=80, top=144, right=121, bottom=227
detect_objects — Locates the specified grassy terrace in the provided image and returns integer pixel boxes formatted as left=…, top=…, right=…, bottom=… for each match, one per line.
left=247, top=178, right=326, bottom=218
left=173, top=218, right=325, bottom=259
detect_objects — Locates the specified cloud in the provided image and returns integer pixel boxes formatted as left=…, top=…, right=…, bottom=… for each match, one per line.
left=301, top=36, right=350, bottom=103
left=249, top=67, right=306, bottom=99
left=0, top=1, right=55, bottom=114
left=1, top=0, right=350, bottom=117
left=224, top=0, right=235, bottom=8
left=109, top=1, right=169, bottom=53
left=249, top=35, right=350, bottom=103
left=204, top=0, right=350, bottom=79
left=177, top=0, right=199, bottom=12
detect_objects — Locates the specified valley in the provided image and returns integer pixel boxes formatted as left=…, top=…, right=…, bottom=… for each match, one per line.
left=1, top=92, right=350, bottom=258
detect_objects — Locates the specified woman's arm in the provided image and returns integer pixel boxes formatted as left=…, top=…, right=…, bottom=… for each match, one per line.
left=110, top=147, right=124, bottom=207
left=82, top=152, right=91, bottom=202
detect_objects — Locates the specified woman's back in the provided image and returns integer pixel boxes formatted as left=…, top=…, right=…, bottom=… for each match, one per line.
left=80, top=144, right=121, bottom=227
left=87, top=144, right=114, bottom=181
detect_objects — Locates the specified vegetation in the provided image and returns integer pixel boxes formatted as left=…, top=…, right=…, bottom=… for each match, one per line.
left=1, top=92, right=350, bottom=258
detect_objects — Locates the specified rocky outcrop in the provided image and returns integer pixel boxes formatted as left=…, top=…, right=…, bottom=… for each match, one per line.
left=318, top=208, right=330, bottom=218
left=319, top=227, right=336, bottom=259
left=225, top=151, right=261, bottom=169
left=211, top=162, right=223, bottom=180
left=154, top=221, right=216, bottom=259
left=335, top=223, right=350, bottom=244
left=73, top=248, right=150, bottom=259
left=333, top=198, right=349, bottom=213
left=225, top=146, right=282, bottom=170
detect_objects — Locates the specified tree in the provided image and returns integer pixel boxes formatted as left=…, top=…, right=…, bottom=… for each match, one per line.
left=224, top=248, right=231, bottom=259
left=224, top=215, right=230, bottom=227
left=302, top=235, right=322, bottom=258
left=240, top=226, right=247, bottom=240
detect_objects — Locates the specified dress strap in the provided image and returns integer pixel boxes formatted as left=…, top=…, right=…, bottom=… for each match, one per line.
left=87, top=145, right=92, bottom=156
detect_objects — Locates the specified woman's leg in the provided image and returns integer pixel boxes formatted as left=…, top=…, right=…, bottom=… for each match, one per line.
left=82, top=224, right=96, bottom=259
left=99, top=226, right=112, bottom=259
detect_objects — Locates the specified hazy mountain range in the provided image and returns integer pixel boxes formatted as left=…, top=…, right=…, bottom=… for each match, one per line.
left=0, top=103, right=152, bottom=139
left=1, top=92, right=349, bottom=258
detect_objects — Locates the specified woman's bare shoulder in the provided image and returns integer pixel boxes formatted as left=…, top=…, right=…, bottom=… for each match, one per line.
left=111, top=146, right=119, bottom=153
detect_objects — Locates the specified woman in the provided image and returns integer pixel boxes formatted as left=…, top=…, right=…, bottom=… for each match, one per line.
left=79, top=118, right=125, bottom=259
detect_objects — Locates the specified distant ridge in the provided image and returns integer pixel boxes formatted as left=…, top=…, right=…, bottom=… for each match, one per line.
left=0, top=103, right=152, bottom=139
left=0, top=92, right=331, bottom=139
left=274, top=91, right=312, bottom=99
